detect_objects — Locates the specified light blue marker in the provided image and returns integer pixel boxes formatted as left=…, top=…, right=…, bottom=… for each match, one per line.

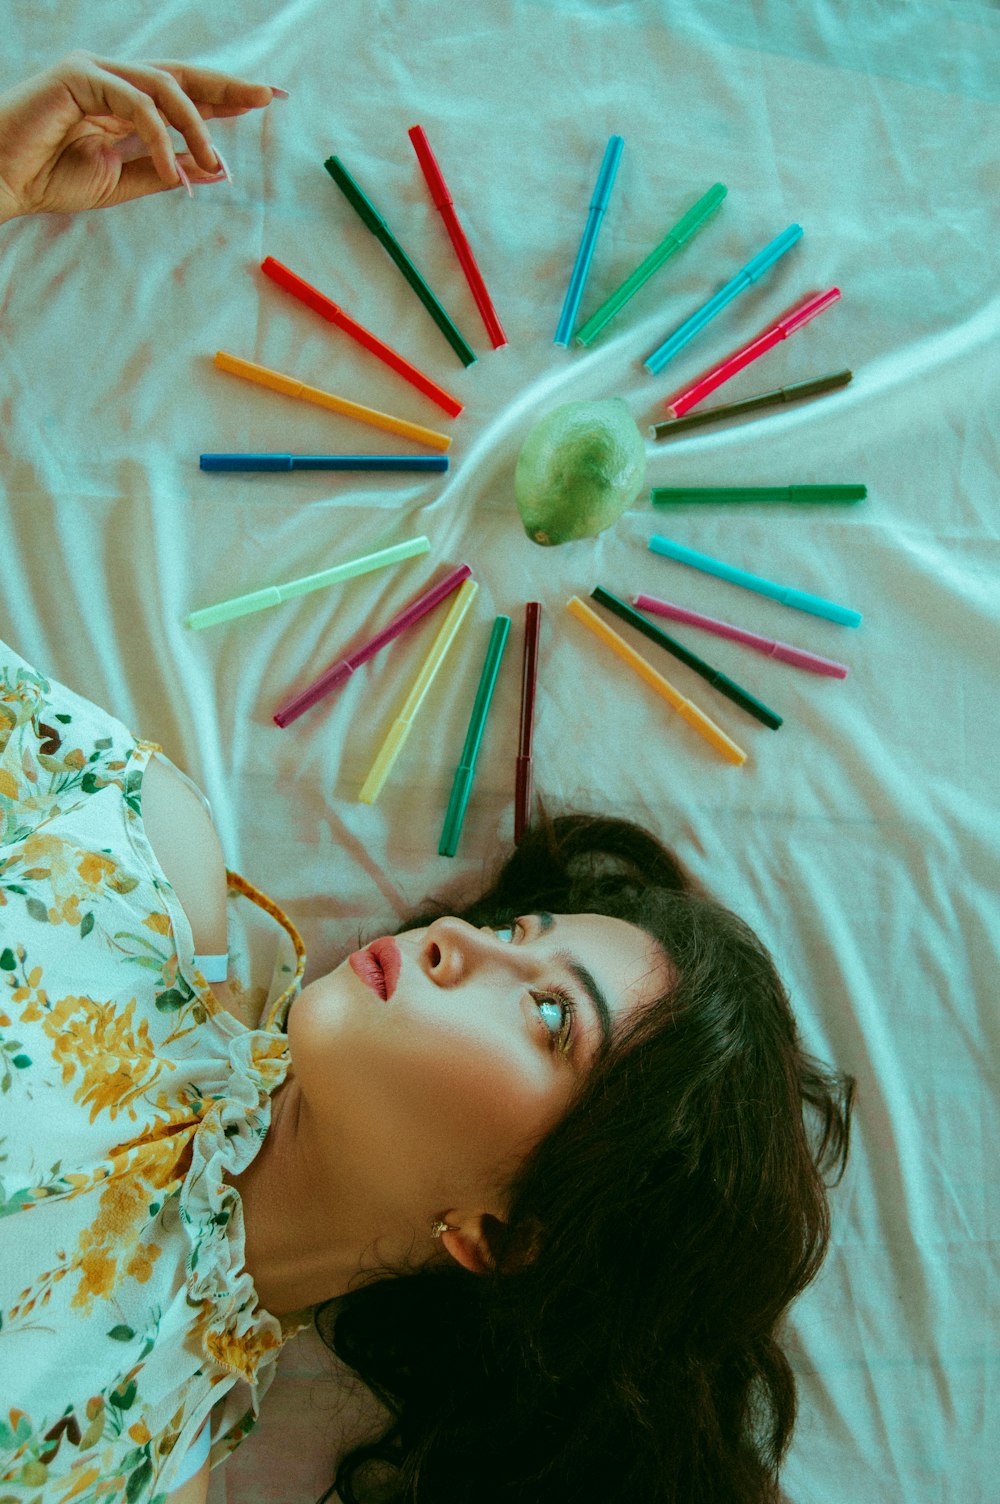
left=647, top=534, right=862, bottom=627
left=644, top=223, right=803, bottom=375
left=554, top=135, right=625, bottom=346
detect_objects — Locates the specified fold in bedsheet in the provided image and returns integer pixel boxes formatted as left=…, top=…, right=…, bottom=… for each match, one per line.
left=1, top=3, right=997, bottom=1501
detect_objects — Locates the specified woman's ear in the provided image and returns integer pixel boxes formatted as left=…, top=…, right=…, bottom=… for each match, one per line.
left=440, top=1213, right=541, bottom=1275
left=438, top=1224, right=495, bottom=1275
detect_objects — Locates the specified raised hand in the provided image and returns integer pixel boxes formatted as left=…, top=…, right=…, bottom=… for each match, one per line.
left=0, top=49, right=284, bottom=221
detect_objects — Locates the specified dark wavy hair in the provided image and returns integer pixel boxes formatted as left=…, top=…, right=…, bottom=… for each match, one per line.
left=311, top=810, right=855, bottom=1504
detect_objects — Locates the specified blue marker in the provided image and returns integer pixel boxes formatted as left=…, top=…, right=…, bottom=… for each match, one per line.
left=647, top=534, right=862, bottom=627
left=554, top=135, right=625, bottom=347
left=644, top=224, right=803, bottom=375
left=199, top=454, right=450, bottom=472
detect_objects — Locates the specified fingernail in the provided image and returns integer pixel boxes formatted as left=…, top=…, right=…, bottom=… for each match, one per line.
left=211, top=149, right=233, bottom=185
left=175, top=159, right=194, bottom=198
left=269, top=86, right=290, bottom=100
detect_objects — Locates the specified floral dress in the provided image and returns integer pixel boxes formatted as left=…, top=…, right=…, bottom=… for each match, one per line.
left=0, top=637, right=311, bottom=1502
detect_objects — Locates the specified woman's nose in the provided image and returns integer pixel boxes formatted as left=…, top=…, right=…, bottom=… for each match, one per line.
left=421, top=916, right=515, bottom=987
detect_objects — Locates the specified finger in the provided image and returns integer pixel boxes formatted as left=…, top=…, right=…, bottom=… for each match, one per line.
left=144, top=60, right=276, bottom=122
left=59, top=56, right=192, bottom=188
left=103, top=151, right=227, bottom=209
left=90, top=58, right=230, bottom=175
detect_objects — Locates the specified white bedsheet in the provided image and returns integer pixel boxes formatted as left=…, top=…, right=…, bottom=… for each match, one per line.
left=2, top=3, right=997, bottom=1500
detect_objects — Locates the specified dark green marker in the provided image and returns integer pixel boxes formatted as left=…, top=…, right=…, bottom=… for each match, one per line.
left=590, top=586, right=783, bottom=730
left=324, top=155, right=477, bottom=368
left=649, top=370, right=852, bottom=439
left=650, top=483, right=866, bottom=504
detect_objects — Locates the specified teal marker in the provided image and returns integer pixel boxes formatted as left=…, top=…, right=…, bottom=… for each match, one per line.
left=644, top=224, right=803, bottom=375
left=647, top=535, right=862, bottom=627
left=439, top=616, right=511, bottom=857
left=575, top=183, right=727, bottom=347
left=555, top=134, right=624, bottom=346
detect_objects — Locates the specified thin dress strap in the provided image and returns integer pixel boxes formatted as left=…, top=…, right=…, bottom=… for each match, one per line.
left=192, top=952, right=229, bottom=982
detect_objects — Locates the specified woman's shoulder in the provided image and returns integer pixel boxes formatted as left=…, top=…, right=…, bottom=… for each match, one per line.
left=140, top=753, right=231, bottom=990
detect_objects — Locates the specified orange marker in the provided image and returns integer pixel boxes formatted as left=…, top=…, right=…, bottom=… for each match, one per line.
left=565, top=596, right=746, bottom=764
left=213, top=351, right=451, bottom=452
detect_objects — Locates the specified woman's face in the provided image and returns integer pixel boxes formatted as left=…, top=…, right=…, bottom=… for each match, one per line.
left=287, top=910, right=671, bottom=1263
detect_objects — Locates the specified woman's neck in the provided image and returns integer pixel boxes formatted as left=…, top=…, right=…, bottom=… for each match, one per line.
left=226, top=1074, right=421, bottom=1316
left=226, top=1076, right=336, bottom=1314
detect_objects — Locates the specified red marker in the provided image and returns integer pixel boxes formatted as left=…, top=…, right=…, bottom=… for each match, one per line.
left=664, top=288, right=841, bottom=418
left=408, top=125, right=507, bottom=350
left=260, top=256, right=463, bottom=417
left=514, top=602, right=541, bottom=844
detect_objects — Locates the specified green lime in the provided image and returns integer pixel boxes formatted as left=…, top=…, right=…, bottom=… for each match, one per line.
left=514, top=397, right=647, bottom=545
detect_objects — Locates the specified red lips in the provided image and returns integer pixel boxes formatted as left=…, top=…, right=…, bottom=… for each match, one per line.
left=348, top=937, right=401, bottom=1000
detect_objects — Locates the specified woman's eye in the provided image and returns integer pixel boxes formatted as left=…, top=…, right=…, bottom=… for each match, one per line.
left=492, top=919, right=524, bottom=943
left=490, top=921, right=575, bottom=1056
left=533, top=989, right=577, bottom=1056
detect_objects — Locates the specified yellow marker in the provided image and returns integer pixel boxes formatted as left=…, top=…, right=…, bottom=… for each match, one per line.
left=359, top=578, right=479, bottom=803
left=213, top=351, right=452, bottom=453
left=565, top=596, right=747, bottom=765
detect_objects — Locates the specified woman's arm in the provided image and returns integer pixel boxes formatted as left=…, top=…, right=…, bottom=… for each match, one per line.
left=163, top=1417, right=212, bottom=1504
left=164, top=1455, right=210, bottom=1504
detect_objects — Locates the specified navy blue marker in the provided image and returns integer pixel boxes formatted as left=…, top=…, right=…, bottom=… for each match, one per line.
left=200, top=454, right=449, bottom=472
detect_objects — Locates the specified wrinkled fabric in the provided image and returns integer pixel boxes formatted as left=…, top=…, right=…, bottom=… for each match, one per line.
left=1, top=2, right=997, bottom=1499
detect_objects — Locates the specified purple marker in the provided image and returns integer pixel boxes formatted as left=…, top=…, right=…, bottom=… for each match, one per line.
left=633, top=594, right=849, bottom=678
left=275, top=564, right=472, bottom=726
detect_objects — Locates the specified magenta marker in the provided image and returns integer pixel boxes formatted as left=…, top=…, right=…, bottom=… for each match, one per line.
left=633, top=594, right=848, bottom=678
left=275, top=564, right=472, bottom=726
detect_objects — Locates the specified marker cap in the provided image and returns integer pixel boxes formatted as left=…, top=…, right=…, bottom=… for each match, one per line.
left=439, top=764, right=477, bottom=857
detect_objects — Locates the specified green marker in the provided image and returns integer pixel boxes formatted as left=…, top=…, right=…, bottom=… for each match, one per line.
left=439, top=616, right=511, bottom=858
left=324, top=156, right=477, bottom=367
left=574, top=183, right=727, bottom=346
left=650, top=485, right=866, bottom=504
left=648, top=371, right=852, bottom=438
left=185, top=536, right=431, bottom=630
left=591, top=586, right=782, bottom=730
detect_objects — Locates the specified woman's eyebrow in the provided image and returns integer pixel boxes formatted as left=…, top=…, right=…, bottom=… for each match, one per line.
left=530, top=913, right=613, bottom=1059
left=554, top=945, right=613, bottom=1061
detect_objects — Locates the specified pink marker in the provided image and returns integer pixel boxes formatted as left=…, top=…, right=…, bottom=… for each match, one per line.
left=274, top=564, right=472, bottom=726
left=663, top=287, right=841, bottom=418
left=632, top=594, right=848, bottom=678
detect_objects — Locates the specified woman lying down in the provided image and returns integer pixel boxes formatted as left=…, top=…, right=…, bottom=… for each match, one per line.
left=0, top=50, right=854, bottom=1504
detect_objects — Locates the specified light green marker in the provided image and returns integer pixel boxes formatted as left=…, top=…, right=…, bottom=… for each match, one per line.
left=574, top=183, right=727, bottom=347
left=185, top=536, right=431, bottom=630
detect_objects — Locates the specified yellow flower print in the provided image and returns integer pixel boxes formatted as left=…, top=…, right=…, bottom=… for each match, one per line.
left=77, top=850, right=117, bottom=887
left=43, top=993, right=164, bottom=1121
left=125, top=1241, right=163, bottom=1285
left=73, top=1245, right=119, bottom=1306
left=204, top=1320, right=281, bottom=1382
left=3, top=832, right=130, bottom=930
left=71, top=1176, right=153, bottom=1310
left=14, top=1143, right=185, bottom=1320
